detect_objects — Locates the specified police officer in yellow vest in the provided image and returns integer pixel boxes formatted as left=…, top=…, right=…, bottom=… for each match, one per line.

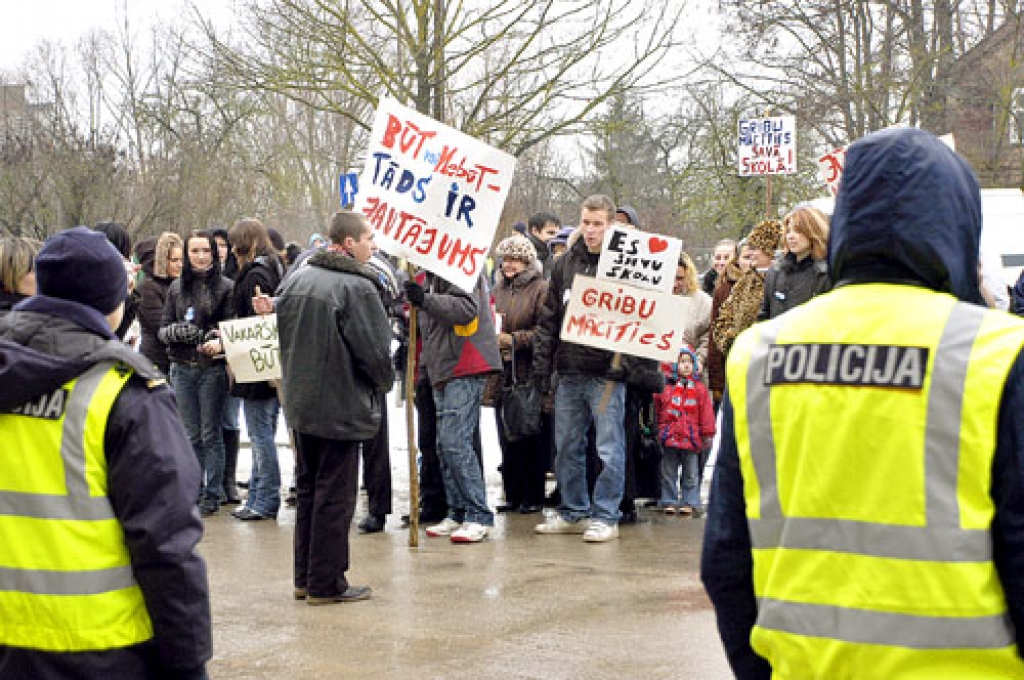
left=701, top=127, right=1024, bottom=679
left=0, top=227, right=212, bottom=679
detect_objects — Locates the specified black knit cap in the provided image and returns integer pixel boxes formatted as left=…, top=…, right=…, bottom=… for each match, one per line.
left=36, top=226, right=128, bottom=314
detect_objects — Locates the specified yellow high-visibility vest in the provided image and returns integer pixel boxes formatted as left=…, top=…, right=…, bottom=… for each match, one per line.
left=727, top=283, right=1024, bottom=679
left=0, top=362, right=153, bottom=651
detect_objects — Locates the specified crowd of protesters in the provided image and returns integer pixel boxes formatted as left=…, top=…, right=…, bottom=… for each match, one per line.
left=0, top=197, right=840, bottom=546
left=5, top=127, right=1024, bottom=678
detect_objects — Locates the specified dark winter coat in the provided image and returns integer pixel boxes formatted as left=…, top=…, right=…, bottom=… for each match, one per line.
left=137, top=238, right=172, bottom=373
left=494, top=266, right=548, bottom=383
left=275, top=249, right=394, bottom=442
left=0, top=297, right=211, bottom=680
left=0, top=289, right=27, bottom=317
left=532, top=236, right=664, bottom=393
left=137, top=275, right=173, bottom=373
left=417, top=272, right=502, bottom=387
left=526, top=231, right=553, bottom=278
left=160, top=268, right=234, bottom=367
left=758, top=253, right=830, bottom=320
left=229, top=255, right=285, bottom=401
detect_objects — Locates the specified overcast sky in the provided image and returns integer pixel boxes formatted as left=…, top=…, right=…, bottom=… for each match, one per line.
left=0, top=0, right=235, bottom=71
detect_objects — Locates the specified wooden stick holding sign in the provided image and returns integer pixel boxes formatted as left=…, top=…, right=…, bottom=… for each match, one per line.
left=597, top=353, right=622, bottom=415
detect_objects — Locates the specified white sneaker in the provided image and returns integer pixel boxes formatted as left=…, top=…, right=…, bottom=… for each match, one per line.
left=450, top=522, right=490, bottom=543
left=583, top=521, right=619, bottom=543
left=425, top=517, right=461, bottom=537
left=534, top=515, right=589, bottom=534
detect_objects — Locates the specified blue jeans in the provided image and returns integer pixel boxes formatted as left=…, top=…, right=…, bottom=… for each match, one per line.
left=554, top=374, right=626, bottom=524
left=433, top=376, right=493, bottom=526
left=243, top=396, right=281, bottom=516
left=660, top=446, right=702, bottom=509
left=222, top=394, right=241, bottom=430
left=170, top=363, right=228, bottom=504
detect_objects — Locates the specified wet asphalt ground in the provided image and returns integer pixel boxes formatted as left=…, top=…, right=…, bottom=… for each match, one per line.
left=201, top=405, right=732, bottom=679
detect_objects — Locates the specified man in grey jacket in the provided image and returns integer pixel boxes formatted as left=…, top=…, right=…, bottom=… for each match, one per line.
left=276, top=211, right=394, bottom=605
left=404, top=271, right=502, bottom=543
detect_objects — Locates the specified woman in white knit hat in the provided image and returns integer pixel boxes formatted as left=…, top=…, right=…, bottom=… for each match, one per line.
left=492, top=234, right=550, bottom=514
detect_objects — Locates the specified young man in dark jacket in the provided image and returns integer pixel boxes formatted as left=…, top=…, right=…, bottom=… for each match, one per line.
left=276, top=211, right=394, bottom=605
left=525, top=211, right=561, bottom=278
left=531, top=194, right=659, bottom=543
left=0, top=227, right=212, bottom=679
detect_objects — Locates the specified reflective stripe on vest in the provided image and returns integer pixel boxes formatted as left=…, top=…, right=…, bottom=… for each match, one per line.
left=0, top=363, right=120, bottom=523
left=745, top=305, right=988, bottom=565
left=728, top=284, right=1024, bottom=675
left=0, top=361, right=153, bottom=651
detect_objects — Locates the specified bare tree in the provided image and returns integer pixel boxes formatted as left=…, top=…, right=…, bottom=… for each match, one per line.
left=708, top=0, right=1013, bottom=148
left=200, top=0, right=688, bottom=155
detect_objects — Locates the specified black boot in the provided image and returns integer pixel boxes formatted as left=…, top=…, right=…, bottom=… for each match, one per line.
left=222, top=428, right=241, bottom=504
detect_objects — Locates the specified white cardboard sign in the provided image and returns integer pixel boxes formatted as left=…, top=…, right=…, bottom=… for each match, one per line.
left=596, top=225, right=683, bottom=294
left=559, top=275, right=689, bottom=362
left=354, top=98, right=517, bottom=292
left=738, top=116, right=797, bottom=176
left=218, top=314, right=280, bottom=383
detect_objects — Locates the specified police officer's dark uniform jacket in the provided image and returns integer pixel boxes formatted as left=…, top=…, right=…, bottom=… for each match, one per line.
left=0, top=233, right=211, bottom=679
left=701, top=128, right=1024, bottom=679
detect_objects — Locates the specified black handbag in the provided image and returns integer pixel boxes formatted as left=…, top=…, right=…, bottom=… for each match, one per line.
left=501, top=336, right=542, bottom=442
left=637, top=401, right=664, bottom=462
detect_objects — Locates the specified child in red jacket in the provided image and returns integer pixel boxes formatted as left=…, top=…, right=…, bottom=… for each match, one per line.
left=655, top=346, right=715, bottom=515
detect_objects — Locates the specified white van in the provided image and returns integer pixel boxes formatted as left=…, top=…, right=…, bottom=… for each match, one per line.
left=806, top=189, right=1024, bottom=309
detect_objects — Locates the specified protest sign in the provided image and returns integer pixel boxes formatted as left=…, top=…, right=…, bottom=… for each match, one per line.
left=596, top=225, right=683, bottom=294
left=354, top=98, right=517, bottom=292
left=738, top=116, right=797, bottom=176
left=818, top=146, right=846, bottom=197
left=559, top=275, right=689, bottom=363
left=218, top=314, right=280, bottom=383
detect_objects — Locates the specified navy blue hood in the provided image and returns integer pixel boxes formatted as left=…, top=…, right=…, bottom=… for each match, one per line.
left=828, top=128, right=983, bottom=304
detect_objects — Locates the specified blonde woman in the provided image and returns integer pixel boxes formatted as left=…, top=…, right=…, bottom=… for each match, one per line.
left=0, top=236, right=41, bottom=315
left=673, top=252, right=713, bottom=368
left=137, top=232, right=184, bottom=374
left=760, top=205, right=831, bottom=320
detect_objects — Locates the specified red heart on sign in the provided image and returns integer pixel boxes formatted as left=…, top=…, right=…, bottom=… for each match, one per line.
left=648, top=237, right=669, bottom=253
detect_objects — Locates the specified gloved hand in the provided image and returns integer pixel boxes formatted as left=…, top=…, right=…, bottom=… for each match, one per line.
left=605, top=364, right=626, bottom=382
left=404, top=281, right=426, bottom=307
left=159, top=322, right=204, bottom=346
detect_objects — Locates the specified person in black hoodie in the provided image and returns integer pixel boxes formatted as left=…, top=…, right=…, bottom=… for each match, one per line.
left=702, top=128, right=1024, bottom=678
left=160, top=230, right=234, bottom=517
left=228, top=219, right=286, bottom=521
